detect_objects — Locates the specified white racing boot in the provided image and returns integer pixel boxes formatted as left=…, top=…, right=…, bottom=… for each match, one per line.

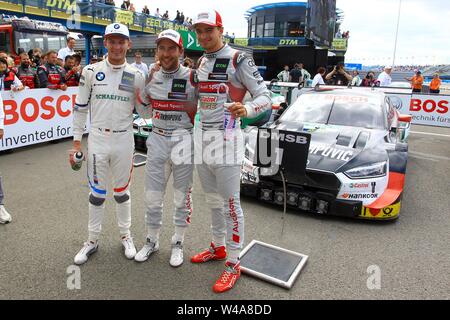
left=122, top=236, right=137, bottom=259
left=0, top=205, right=12, bottom=224
left=135, top=238, right=159, bottom=262
left=74, top=241, right=98, bottom=265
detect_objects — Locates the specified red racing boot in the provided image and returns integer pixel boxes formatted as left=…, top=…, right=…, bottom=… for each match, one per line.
left=191, top=242, right=227, bottom=263
left=213, top=261, right=241, bottom=293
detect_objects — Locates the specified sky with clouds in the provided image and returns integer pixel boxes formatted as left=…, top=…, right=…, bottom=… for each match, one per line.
left=132, top=0, right=450, bottom=65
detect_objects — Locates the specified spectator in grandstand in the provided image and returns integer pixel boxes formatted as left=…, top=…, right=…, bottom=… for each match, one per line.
left=351, top=70, right=362, bottom=86
left=130, top=2, right=136, bottom=12
left=311, top=67, right=326, bottom=87
left=142, top=5, right=150, bottom=15
left=377, top=66, right=392, bottom=86
left=155, top=8, right=162, bottom=18
left=289, top=63, right=302, bottom=83
left=405, top=70, right=424, bottom=93
left=16, top=52, right=39, bottom=89
left=183, top=17, right=191, bottom=27
left=121, top=0, right=130, bottom=10
left=175, top=10, right=181, bottom=23
left=131, top=51, right=149, bottom=79
left=64, top=55, right=81, bottom=87
left=335, top=30, right=342, bottom=38
left=162, top=10, right=169, bottom=20
left=325, top=62, right=352, bottom=86
left=0, top=58, right=24, bottom=91
left=37, top=51, right=67, bottom=90
left=58, top=37, right=76, bottom=67
left=180, top=12, right=185, bottom=24
left=277, top=65, right=290, bottom=82
left=361, top=71, right=379, bottom=87
left=429, top=73, right=441, bottom=94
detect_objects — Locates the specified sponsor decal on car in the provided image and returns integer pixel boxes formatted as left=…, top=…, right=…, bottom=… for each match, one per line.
left=360, top=201, right=401, bottom=219
left=309, top=145, right=354, bottom=161
left=342, top=193, right=379, bottom=199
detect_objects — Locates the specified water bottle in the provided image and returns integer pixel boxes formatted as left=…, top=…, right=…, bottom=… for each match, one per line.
left=218, top=84, right=237, bottom=141
left=72, top=152, right=84, bottom=171
left=223, top=103, right=237, bottom=141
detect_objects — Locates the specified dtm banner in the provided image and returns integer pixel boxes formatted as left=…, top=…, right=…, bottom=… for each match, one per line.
left=1, top=88, right=78, bottom=151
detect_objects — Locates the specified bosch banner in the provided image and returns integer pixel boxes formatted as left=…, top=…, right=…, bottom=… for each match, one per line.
left=1, top=88, right=79, bottom=151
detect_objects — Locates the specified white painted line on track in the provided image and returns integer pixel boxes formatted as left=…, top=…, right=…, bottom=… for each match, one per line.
left=410, top=131, right=450, bottom=138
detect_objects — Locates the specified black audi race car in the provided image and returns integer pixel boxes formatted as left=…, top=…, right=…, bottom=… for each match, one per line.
left=240, top=87, right=412, bottom=220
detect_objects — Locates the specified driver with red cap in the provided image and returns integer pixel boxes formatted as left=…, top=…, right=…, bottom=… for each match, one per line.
left=190, top=9, right=272, bottom=293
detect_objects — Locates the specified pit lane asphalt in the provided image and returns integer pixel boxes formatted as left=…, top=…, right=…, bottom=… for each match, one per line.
left=0, top=124, right=449, bottom=300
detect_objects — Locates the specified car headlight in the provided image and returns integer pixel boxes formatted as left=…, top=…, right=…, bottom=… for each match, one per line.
left=344, top=162, right=387, bottom=179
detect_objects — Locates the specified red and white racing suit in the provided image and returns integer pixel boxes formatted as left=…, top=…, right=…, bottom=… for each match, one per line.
left=195, top=44, right=271, bottom=263
left=73, top=60, right=146, bottom=242
left=140, top=65, right=198, bottom=243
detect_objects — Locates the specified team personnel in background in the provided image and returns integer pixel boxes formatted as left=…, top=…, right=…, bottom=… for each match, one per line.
left=351, top=70, right=362, bottom=86
left=429, top=73, right=441, bottom=94
left=311, top=67, right=326, bottom=87
left=406, top=70, right=424, bottom=93
left=0, top=58, right=24, bottom=91
left=135, top=30, right=197, bottom=268
left=298, top=63, right=311, bottom=86
left=131, top=51, right=149, bottom=79
left=277, top=65, right=290, bottom=82
left=15, top=52, right=39, bottom=89
left=57, top=37, right=76, bottom=66
left=289, top=63, right=302, bottom=83
left=361, top=71, right=379, bottom=87
left=63, top=55, right=81, bottom=87
left=0, top=94, right=12, bottom=224
left=377, top=65, right=393, bottom=86
left=191, top=9, right=271, bottom=293
left=37, top=51, right=67, bottom=90
left=325, top=62, right=352, bottom=86
left=71, top=23, right=147, bottom=265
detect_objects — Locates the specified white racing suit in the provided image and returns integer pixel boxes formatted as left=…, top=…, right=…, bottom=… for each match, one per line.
left=195, top=44, right=272, bottom=263
left=73, top=60, right=146, bottom=242
left=140, top=65, right=197, bottom=243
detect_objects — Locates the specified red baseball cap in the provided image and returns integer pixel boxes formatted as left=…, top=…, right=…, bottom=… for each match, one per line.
left=193, top=10, right=223, bottom=27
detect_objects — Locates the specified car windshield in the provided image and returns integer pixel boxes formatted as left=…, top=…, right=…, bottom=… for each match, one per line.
left=280, top=93, right=386, bottom=129
left=14, top=31, right=67, bottom=54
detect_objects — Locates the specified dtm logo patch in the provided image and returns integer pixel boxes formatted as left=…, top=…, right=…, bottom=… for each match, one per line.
left=119, top=71, right=135, bottom=93
left=96, top=72, right=106, bottom=81
left=171, top=79, right=187, bottom=93
left=213, top=58, right=230, bottom=73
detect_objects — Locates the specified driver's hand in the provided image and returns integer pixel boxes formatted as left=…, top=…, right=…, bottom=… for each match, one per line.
left=227, top=102, right=247, bottom=118
left=68, top=141, right=82, bottom=167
